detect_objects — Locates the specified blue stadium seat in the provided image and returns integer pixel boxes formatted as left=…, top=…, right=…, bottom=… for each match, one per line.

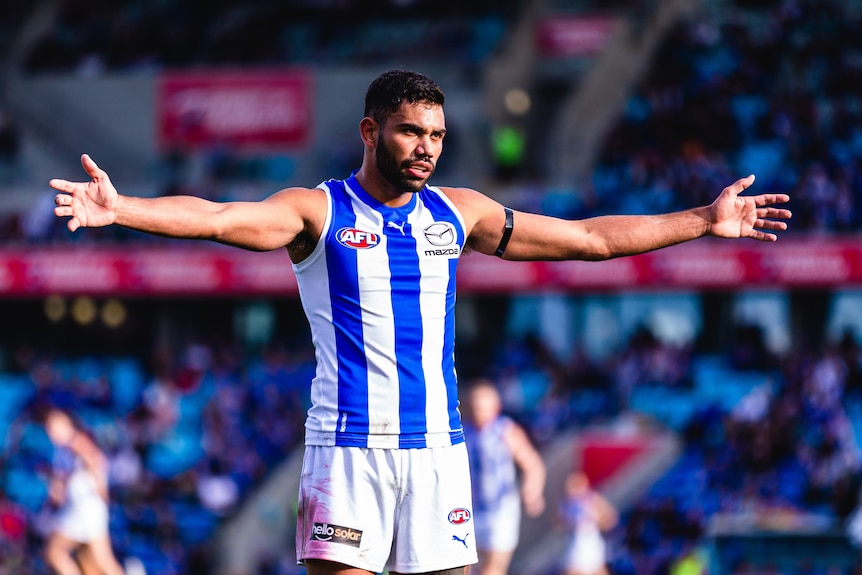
left=4, top=466, right=47, bottom=512
left=146, top=431, right=205, bottom=479
left=109, top=358, right=146, bottom=414
left=0, top=375, right=35, bottom=444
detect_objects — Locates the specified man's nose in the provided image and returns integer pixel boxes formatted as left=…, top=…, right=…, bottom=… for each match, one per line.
left=416, top=137, right=435, bottom=158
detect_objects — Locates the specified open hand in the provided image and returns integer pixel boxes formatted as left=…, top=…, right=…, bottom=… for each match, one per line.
left=50, top=154, right=118, bottom=232
left=708, top=175, right=791, bottom=241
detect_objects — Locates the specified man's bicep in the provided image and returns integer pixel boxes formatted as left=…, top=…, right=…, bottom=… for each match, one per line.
left=447, top=186, right=592, bottom=260
left=217, top=187, right=323, bottom=251
left=449, top=186, right=528, bottom=256
left=497, top=211, right=593, bottom=261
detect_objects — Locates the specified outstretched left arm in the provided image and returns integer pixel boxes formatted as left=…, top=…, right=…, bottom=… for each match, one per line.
left=450, top=175, right=791, bottom=261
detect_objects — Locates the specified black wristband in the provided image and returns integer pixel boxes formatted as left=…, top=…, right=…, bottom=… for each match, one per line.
left=494, top=207, right=514, bottom=257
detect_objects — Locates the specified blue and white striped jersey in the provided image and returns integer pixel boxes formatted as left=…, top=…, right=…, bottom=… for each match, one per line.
left=294, top=174, right=467, bottom=449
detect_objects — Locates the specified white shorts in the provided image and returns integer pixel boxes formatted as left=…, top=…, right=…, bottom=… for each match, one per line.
left=474, top=492, right=521, bottom=553
left=54, top=497, right=109, bottom=543
left=296, top=443, right=478, bottom=573
left=565, top=527, right=606, bottom=573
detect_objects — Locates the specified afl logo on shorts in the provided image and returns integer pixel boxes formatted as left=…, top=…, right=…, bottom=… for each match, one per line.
left=337, top=227, right=380, bottom=249
left=448, top=508, right=471, bottom=525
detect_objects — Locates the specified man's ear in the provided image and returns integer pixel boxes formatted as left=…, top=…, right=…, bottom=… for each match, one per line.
left=359, top=117, right=378, bottom=147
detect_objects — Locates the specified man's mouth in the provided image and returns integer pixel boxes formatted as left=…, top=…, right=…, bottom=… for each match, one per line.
left=404, top=161, right=433, bottom=179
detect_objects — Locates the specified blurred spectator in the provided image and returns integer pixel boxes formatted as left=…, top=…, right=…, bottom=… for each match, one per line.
left=139, top=361, right=179, bottom=442
left=195, top=459, right=239, bottom=516
left=108, top=444, right=143, bottom=490
left=0, top=493, right=27, bottom=565
left=669, top=545, right=706, bottom=575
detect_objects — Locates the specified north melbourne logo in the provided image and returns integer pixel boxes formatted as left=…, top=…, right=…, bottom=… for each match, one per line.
left=311, top=522, right=363, bottom=547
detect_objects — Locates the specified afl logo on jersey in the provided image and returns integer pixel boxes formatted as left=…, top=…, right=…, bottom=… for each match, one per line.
left=424, top=222, right=456, bottom=247
left=448, top=508, right=471, bottom=525
left=337, top=227, right=381, bottom=249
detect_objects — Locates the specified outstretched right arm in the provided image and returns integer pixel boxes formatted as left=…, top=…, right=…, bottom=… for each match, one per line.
left=51, top=154, right=321, bottom=252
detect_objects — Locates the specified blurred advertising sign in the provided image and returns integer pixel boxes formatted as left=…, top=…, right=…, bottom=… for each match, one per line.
left=0, top=248, right=298, bottom=296
left=535, top=15, right=617, bottom=58
left=0, top=240, right=860, bottom=295
left=158, top=70, right=312, bottom=149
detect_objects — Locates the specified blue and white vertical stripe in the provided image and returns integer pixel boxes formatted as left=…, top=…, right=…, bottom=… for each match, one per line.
left=294, top=175, right=466, bottom=449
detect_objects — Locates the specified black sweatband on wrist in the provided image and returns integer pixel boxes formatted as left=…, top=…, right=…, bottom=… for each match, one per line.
left=494, top=207, right=514, bottom=257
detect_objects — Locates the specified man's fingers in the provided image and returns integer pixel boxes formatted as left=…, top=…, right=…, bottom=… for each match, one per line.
left=81, top=153, right=104, bottom=180
left=753, top=194, right=791, bottom=207
left=54, top=206, right=73, bottom=217
left=736, top=174, right=756, bottom=192
left=756, top=219, right=787, bottom=231
left=749, top=230, right=777, bottom=242
left=757, top=206, right=792, bottom=219
left=49, top=178, right=76, bottom=193
left=722, top=174, right=756, bottom=197
left=67, top=218, right=80, bottom=233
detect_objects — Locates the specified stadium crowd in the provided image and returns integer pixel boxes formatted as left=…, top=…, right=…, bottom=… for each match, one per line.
left=22, top=0, right=512, bottom=74
left=6, top=1, right=862, bottom=242
left=0, top=337, right=312, bottom=574
left=2, top=312, right=862, bottom=574
left=563, top=0, right=862, bottom=236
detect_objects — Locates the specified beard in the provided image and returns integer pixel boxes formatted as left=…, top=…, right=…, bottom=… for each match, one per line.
left=376, top=139, right=435, bottom=193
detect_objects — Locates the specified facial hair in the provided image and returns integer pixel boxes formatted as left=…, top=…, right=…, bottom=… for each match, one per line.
left=376, top=137, right=435, bottom=193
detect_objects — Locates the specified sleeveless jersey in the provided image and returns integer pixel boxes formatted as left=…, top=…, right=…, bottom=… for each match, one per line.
left=464, top=415, right=518, bottom=511
left=54, top=447, right=103, bottom=507
left=293, top=174, right=467, bottom=449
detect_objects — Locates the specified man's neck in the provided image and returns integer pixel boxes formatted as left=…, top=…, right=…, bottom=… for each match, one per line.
left=354, top=166, right=415, bottom=208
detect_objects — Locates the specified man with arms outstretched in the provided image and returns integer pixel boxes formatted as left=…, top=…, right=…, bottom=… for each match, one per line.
left=51, top=70, right=790, bottom=575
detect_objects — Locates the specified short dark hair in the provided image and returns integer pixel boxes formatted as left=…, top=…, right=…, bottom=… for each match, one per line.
left=364, top=70, right=445, bottom=126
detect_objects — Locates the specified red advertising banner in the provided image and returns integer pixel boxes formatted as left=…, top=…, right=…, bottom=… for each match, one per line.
left=0, top=239, right=861, bottom=296
left=157, top=70, right=312, bottom=149
left=0, top=248, right=298, bottom=296
left=535, top=15, right=618, bottom=58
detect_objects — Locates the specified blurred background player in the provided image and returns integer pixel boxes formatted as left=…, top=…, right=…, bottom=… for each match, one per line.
left=42, top=407, right=126, bottom=575
left=462, top=378, right=546, bottom=575
left=559, top=470, right=618, bottom=575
